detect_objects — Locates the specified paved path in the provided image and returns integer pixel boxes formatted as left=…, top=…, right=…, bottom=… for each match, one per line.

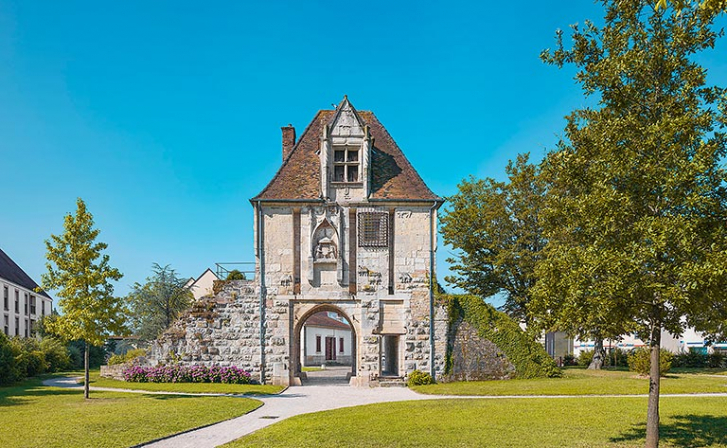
left=42, top=376, right=727, bottom=448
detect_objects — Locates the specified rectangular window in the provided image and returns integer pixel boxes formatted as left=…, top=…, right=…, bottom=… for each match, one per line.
left=3, top=286, right=8, bottom=311
left=339, top=337, right=344, bottom=353
left=3, top=315, right=8, bottom=335
left=14, top=317, right=19, bottom=336
left=14, top=290, right=19, bottom=314
left=358, top=212, right=389, bottom=247
left=315, top=335, right=321, bottom=353
left=42, top=301, right=46, bottom=316
left=24, top=293, right=28, bottom=315
left=24, top=319, right=28, bottom=337
left=30, top=295, right=36, bottom=315
left=29, top=319, right=35, bottom=337
left=332, top=146, right=360, bottom=182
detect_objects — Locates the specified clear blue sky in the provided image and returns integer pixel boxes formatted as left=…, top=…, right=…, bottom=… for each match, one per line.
left=1, top=1, right=725, bottom=299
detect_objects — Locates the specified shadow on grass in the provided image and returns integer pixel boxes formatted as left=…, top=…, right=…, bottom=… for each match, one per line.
left=0, top=383, right=81, bottom=407
left=611, top=414, right=727, bottom=447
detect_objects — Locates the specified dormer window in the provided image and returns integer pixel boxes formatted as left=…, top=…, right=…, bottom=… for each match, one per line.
left=333, top=146, right=360, bottom=182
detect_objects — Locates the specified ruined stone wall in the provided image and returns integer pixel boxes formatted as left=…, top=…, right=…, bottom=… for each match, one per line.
left=445, top=319, right=516, bottom=381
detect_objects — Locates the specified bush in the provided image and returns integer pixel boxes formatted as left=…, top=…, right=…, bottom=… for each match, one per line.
left=226, top=270, right=246, bottom=281
left=672, top=349, right=707, bottom=368
left=628, top=348, right=673, bottom=376
left=407, top=370, right=434, bottom=386
left=0, top=333, right=21, bottom=385
left=108, top=348, right=147, bottom=366
left=122, top=364, right=252, bottom=384
left=604, top=348, right=629, bottom=368
left=578, top=350, right=594, bottom=367
left=40, top=338, right=71, bottom=373
left=707, top=352, right=725, bottom=368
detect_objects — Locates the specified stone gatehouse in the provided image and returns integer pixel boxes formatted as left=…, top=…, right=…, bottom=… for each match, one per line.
left=152, top=97, right=447, bottom=386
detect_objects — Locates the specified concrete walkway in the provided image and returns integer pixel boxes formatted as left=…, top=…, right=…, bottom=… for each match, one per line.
left=42, top=376, right=727, bottom=448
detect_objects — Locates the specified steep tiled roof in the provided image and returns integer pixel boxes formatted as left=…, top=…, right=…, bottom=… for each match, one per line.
left=252, top=108, right=441, bottom=202
left=0, top=248, right=51, bottom=299
left=304, top=312, right=351, bottom=330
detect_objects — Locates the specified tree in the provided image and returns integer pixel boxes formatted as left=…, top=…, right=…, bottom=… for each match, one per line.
left=40, top=198, right=126, bottom=399
left=532, top=2, right=727, bottom=446
left=440, top=154, right=546, bottom=327
left=127, top=263, right=193, bottom=340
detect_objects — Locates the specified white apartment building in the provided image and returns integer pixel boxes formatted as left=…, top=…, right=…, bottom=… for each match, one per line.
left=1, top=248, right=53, bottom=338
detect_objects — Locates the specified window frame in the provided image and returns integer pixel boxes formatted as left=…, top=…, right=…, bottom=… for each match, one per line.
left=332, top=146, right=361, bottom=183
left=358, top=212, right=389, bottom=248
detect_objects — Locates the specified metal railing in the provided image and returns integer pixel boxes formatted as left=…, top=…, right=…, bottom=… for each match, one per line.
left=215, top=262, right=256, bottom=281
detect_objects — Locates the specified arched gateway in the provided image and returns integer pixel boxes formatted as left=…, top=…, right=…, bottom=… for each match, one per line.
left=151, top=98, right=447, bottom=386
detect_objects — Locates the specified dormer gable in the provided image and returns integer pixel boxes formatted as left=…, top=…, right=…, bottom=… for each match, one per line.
left=320, top=96, right=373, bottom=202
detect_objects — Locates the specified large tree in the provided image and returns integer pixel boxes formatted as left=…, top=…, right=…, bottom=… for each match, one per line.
left=441, top=153, right=545, bottom=327
left=127, top=263, right=193, bottom=341
left=40, top=198, right=126, bottom=399
left=531, top=1, right=727, bottom=446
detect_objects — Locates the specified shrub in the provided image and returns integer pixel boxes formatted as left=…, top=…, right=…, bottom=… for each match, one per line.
left=226, top=270, right=246, bottom=281
left=40, top=338, right=71, bottom=373
left=407, top=370, right=434, bottom=386
left=672, top=349, right=707, bottom=368
left=67, top=345, right=83, bottom=369
left=578, top=350, right=594, bottom=367
left=0, top=333, right=21, bottom=385
left=122, top=364, right=252, bottom=384
left=108, top=348, right=147, bottom=366
left=707, top=352, right=725, bottom=368
left=563, top=354, right=578, bottom=366
left=628, top=348, right=673, bottom=376
left=604, top=348, right=629, bottom=368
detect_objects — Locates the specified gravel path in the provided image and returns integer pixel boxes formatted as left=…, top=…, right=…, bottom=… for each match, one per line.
left=42, top=375, right=727, bottom=448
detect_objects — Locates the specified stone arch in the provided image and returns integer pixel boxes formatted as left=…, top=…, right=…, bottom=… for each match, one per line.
left=291, top=303, right=358, bottom=384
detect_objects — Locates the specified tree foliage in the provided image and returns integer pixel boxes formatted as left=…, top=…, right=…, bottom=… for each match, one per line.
left=127, top=263, right=193, bottom=341
left=440, top=154, right=545, bottom=325
left=40, top=198, right=126, bottom=398
left=531, top=1, right=727, bottom=446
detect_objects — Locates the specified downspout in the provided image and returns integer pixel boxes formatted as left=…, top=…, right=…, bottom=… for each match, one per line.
left=255, top=199, right=267, bottom=384
left=429, top=200, right=438, bottom=379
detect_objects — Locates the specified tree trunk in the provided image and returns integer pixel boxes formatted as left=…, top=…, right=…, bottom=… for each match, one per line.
left=645, top=327, right=661, bottom=448
left=588, top=337, right=605, bottom=370
left=84, top=340, right=90, bottom=400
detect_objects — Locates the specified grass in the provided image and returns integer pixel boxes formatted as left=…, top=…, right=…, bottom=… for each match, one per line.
left=227, top=396, right=727, bottom=447
left=82, top=369, right=284, bottom=395
left=1, top=376, right=262, bottom=448
left=411, top=367, right=727, bottom=396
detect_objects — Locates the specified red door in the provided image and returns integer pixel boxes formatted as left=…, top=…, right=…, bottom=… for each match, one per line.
left=325, top=337, right=336, bottom=361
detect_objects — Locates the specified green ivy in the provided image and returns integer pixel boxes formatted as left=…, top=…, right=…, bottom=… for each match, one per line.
left=443, top=294, right=560, bottom=379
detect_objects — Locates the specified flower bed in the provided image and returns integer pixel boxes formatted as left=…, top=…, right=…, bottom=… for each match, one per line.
left=122, top=365, right=253, bottom=384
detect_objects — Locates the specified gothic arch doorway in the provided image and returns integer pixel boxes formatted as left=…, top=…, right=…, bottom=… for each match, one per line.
left=292, top=304, right=358, bottom=385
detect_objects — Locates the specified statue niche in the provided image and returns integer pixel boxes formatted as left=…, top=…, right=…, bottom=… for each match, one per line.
left=311, top=220, right=339, bottom=287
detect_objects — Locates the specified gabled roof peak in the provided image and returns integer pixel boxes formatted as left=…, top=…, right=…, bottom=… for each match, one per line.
left=329, top=95, right=365, bottom=130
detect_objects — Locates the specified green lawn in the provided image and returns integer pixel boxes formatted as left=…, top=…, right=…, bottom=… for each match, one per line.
left=411, top=367, right=727, bottom=396
left=227, top=396, right=727, bottom=447
left=1, top=377, right=262, bottom=448
left=84, top=370, right=284, bottom=395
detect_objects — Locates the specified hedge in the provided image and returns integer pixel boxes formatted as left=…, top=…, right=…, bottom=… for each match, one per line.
left=443, top=294, right=560, bottom=379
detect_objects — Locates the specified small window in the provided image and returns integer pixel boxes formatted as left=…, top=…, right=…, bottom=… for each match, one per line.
left=332, top=146, right=360, bottom=182
left=14, top=317, right=19, bottom=336
left=30, top=295, right=36, bottom=315
left=14, top=290, right=19, bottom=314
left=316, top=335, right=321, bottom=353
left=24, top=293, right=28, bottom=315
left=339, top=337, right=344, bottom=353
left=358, top=212, right=389, bottom=247
left=3, top=286, right=7, bottom=311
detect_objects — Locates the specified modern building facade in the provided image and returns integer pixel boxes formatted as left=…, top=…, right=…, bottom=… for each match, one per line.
left=0, top=248, right=52, bottom=338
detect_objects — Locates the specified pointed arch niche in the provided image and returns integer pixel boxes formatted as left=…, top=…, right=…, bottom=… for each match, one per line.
left=311, top=219, right=339, bottom=287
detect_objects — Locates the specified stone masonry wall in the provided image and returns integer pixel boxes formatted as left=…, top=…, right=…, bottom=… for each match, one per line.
left=445, top=319, right=516, bottom=381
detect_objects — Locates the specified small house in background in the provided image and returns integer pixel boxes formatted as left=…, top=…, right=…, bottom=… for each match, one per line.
left=184, top=268, right=220, bottom=300
left=301, top=311, right=352, bottom=366
left=0, top=248, right=53, bottom=338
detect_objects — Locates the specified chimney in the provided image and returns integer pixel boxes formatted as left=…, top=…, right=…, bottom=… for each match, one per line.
left=282, top=124, right=296, bottom=161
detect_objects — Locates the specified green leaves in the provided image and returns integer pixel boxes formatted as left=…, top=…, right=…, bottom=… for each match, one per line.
left=126, top=263, right=193, bottom=341
left=40, top=198, right=127, bottom=347
left=441, top=154, right=545, bottom=325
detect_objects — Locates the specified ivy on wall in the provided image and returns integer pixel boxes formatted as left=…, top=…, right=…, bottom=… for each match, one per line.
left=442, top=294, right=560, bottom=379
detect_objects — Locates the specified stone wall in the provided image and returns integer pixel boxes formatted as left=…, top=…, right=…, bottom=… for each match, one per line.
left=445, top=319, right=516, bottom=381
